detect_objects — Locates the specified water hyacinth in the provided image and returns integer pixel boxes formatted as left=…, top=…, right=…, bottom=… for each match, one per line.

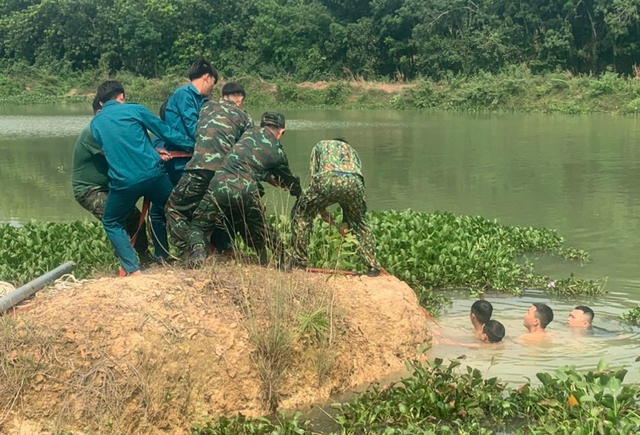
left=1, top=211, right=602, bottom=310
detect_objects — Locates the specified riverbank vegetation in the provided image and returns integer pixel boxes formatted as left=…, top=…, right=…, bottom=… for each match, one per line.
left=5, top=64, right=640, bottom=115
left=4, top=0, right=640, bottom=113
left=0, top=210, right=602, bottom=312
left=192, top=360, right=640, bottom=435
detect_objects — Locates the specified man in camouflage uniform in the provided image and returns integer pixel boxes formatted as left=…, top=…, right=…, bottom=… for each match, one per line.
left=186, top=112, right=301, bottom=268
left=72, top=95, right=150, bottom=262
left=166, top=82, right=253, bottom=253
left=291, top=138, right=381, bottom=277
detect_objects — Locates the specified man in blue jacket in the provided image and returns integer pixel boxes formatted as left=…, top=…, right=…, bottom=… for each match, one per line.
left=90, top=81, right=194, bottom=276
left=162, top=58, right=218, bottom=185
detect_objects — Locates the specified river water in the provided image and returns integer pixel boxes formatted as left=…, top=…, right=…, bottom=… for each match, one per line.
left=2, top=103, right=640, bottom=383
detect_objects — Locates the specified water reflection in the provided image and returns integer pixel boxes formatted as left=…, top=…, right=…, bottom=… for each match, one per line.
left=428, top=293, right=640, bottom=384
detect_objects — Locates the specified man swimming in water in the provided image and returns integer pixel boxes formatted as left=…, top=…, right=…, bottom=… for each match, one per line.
left=567, top=305, right=594, bottom=330
left=521, top=303, right=554, bottom=341
left=470, top=300, right=493, bottom=339
left=438, top=319, right=506, bottom=348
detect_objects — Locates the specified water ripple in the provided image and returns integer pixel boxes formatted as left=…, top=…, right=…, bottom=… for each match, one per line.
left=0, top=116, right=90, bottom=138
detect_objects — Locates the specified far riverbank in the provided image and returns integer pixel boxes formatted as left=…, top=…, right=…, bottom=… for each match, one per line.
left=3, top=64, right=640, bottom=114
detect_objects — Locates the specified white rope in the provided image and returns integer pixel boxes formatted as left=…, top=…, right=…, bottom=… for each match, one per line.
left=0, top=281, right=16, bottom=296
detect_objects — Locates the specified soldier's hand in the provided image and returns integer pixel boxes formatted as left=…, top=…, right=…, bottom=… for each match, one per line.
left=290, top=183, right=302, bottom=197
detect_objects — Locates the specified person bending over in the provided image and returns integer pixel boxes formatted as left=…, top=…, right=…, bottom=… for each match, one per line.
left=186, top=112, right=300, bottom=268
left=291, top=138, right=381, bottom=277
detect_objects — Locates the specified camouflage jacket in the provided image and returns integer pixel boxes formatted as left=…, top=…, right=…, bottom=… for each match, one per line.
left=185, top=99, right=253, bottom=172
left=310, top=140, right=364, bottom=179
left=213, top=126, right=300, bottom=198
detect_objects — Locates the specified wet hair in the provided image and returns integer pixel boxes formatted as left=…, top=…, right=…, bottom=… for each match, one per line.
left=333, top=137, right=348, bottom=143
left=188, top=58, right=219, bottom=83
left=222, top=82, right=246, bottom=97
left=483, top=320, right=505, bottom=343
left=96, top=80, right=125, bottom=102
left=471, top=300, right=493, bottom=324
left=575, top=305, right=594, bottom=323
left=533, top=303, right=554, bottom=329
left=91, top=94, right=102, bottom=115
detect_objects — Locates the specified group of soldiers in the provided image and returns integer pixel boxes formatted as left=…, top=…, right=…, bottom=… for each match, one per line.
left=71, top=59, right=382, bottom=277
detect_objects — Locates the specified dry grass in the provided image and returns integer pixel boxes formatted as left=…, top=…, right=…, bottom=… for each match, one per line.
left=0, top=316, right=56, bottom=426
left=225, top=259, right=340, bottom=412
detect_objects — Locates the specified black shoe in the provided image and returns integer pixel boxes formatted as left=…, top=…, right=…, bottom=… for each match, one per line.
left=188, top=249, right=206, bottom=269
left=293, top=261, right=308, bottom=270
left=366, top=267, right=380, bottom=277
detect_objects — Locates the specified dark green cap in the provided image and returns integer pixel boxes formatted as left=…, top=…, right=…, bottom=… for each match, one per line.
left=261, top=112, right=285, bottom=129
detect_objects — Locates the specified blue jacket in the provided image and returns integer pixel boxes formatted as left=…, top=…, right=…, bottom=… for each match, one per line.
left=163, top=83, right=206, bottom=174
left=91, top=100, right=194, bottom=190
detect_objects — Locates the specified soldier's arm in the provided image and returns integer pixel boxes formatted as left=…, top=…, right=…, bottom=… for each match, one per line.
left=270, top=149, right=301, bottom=196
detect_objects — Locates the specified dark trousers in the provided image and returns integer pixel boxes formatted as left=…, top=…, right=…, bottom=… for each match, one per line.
left=103, top=174, right=173, bottom=273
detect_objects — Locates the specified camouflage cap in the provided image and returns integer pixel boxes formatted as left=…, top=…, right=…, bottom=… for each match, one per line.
left=261, top=112, right=285, bottom=129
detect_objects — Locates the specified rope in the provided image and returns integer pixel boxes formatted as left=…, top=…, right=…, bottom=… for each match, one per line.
left=0, top=281, right=15, bottom=296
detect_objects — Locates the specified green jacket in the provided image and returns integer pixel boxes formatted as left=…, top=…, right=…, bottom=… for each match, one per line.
left=185, top=99, right=253, bottom=172
left=213, top=126, right=300, bottom=198
left=310, top=139, right=364, bottom=180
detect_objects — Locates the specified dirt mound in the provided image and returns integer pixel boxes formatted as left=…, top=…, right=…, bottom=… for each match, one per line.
left=1, top=264, right=431, bottom=435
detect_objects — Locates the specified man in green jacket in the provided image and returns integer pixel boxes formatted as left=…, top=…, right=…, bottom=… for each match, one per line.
left=291, top=138, right=381, bottom=277
left=71, top=95, right=150, bottom=261
left=186, top=112, right=301, bottom=268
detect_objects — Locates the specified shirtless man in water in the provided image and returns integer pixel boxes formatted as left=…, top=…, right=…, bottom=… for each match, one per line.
left=567, top=305, right=594, bottom=330
left=470, top=300, right=493, bottom=339
left=520, top=303, right=554, bottom=341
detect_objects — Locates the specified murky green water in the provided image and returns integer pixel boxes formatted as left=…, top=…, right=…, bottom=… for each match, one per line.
left=2, top=103, right=640, bottom=381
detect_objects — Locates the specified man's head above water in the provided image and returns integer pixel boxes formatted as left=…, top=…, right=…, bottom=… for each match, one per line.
left=523, top=303, right=554, bottom=333
left=481, top=320, right=505, bottom=343
left=470, top=300, right=493, bottom=330
left=567, top=305, right=594, bottom=329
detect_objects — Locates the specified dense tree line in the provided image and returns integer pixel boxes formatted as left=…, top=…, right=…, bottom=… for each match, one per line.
left=1, top=0, right=639, bottom=80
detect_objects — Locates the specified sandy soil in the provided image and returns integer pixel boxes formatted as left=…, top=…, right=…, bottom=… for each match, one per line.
left=297, top=80, right=416, bottom=93
left=0, top=264, right=431, bottom=435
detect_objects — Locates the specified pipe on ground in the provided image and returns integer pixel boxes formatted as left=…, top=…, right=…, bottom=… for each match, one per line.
left=0, top=261, right=76, bottom=314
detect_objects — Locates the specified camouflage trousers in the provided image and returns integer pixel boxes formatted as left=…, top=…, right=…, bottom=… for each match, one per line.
left=291, top=173, right=379, bottom=268
left=166, top=170, right=233, bottom=254
left=187, top=179, right=281, bottom=265
left=74, top=186, right=150, bottom=257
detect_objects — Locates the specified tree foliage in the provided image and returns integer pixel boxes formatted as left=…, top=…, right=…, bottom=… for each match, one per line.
left=1, top=0, right=640, bottom=79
